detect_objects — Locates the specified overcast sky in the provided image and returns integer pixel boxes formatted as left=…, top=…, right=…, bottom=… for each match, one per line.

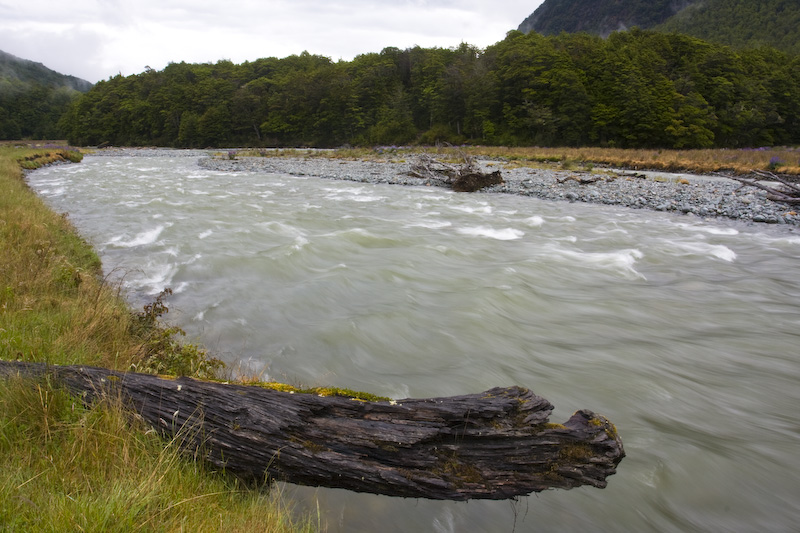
left=0, top=0, right=543, bottom=83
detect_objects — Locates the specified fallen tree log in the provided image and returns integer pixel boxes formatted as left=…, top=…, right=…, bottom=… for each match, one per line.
left=408, top=152, right=503, bottom=192
left=0, top=360, right=624, bottom=501
left=726, top=170, right=800, bottom=204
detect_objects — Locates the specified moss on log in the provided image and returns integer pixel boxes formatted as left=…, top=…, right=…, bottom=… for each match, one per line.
left=0, top=360, right=624, bottom=500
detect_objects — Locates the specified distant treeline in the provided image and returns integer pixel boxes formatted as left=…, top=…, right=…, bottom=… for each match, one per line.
left=0, top=50, right=90, bottom=140
left=0, top=80, right=82, bottom=140
left=61, top=29, right=800, bottom=149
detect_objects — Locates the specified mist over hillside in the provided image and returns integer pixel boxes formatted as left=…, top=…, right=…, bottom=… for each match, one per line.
left=518, top=0, right=698, bottom=37
left=518, top=0, right=800, bottom=54
left=0, top=50, right=92, bottom=92
left=0, top=49, right=92, bottom=140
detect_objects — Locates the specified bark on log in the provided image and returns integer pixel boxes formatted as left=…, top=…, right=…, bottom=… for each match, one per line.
left=0, top=360, right=624, bottom=501
left=408, top=153, right=504, bottom=192
left=727, top=170, right=800, bottom=204
left=451, top=170, right=503, bottom=192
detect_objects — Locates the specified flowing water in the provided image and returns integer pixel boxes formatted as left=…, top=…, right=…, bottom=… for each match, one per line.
left=28, top=154, right=800, bottom=532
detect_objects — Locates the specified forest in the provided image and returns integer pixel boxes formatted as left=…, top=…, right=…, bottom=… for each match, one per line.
left=21, top=29, right=791, bottom=149
left=519, top=0, right=800, bottom=55
left=0, top=81, right=78, bottom=140
left=658, top=0, right=800, bottom=55
left=0, top=49, right=90, bottom=140
left=518, top=0, right=694, bottom=37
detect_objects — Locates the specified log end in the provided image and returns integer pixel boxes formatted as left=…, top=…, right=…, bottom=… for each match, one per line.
left=451, top=170, right=504, bottom=192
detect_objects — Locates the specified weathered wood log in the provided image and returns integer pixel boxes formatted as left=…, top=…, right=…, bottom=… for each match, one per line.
left=556, top=174, right=604, bottom=185
left=409, top=152, right=504, bottom=192
left=727, top=170, right=800, bottom=204
left=0, top=360, right=624, bottom=501
left=451, top=170, right=504, bottom=192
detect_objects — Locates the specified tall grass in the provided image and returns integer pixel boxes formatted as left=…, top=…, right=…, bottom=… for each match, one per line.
left=457, top=146, right=800, bottom=175
left=231, top=144, right=800, bottom=176
left=0, top=377, right=310, bottom=532
left=0, top=147, right=314, bottom=532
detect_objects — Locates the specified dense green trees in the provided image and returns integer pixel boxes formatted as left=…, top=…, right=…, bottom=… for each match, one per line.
left=0, top=50, right=90, bottom=140
left=659, top=0, right=800, bottom=55
left=519, top=0, right=800, bottom=56
left=60, top=30, right=800, bottom=149
left=518, top=0, right=693, bottom=37
left=0, top=82, right=80, bottom=140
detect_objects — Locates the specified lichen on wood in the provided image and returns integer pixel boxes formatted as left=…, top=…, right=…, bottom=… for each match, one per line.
left=408, top=151, right=504, bottom=192
left=0, top=360, right=625, bottom=501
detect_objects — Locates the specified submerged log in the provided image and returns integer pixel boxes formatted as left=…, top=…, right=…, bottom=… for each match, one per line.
left=0, top=360, right=624, bottom=501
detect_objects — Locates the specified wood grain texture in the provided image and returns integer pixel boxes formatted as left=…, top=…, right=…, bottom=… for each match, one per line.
left=0, top=360, right=625, bottom=500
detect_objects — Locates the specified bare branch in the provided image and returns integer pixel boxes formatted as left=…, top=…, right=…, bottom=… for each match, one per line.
left=409, top=151, right=503, bottom=192
left=725, top=171, right=800, bottom=205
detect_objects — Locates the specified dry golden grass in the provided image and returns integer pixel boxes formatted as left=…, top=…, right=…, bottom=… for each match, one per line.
left=233, top=144, right=800, bottom=176
left=457, top=146, right=800, bottom=175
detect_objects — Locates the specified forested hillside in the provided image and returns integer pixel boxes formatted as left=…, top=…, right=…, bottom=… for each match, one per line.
left=518, top=0, right=800, bottom=54
left=518, top=0, right=696, bottom=37
left=61, top=30, right=800, bottom=149
left=0, top=50, right=92, bottom=140
left=658, top=0, right=800, bottom=55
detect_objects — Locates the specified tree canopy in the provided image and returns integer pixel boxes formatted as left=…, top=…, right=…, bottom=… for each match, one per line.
left=55, top=31, right=800, bottom=149
left=519, top=0, right=800, bottom=55
left=518, top=0, right=694, bottom=37
left=0, top=50, right=91, bottom=140
left=658, top=0, right=800, bottom=55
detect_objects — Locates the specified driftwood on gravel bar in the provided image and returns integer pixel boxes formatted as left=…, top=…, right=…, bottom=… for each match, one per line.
left=728, top=170, right=800, bottom=204
left=409, top=152, right=503, bottom=192
left=0, top=360, right=624, bottom=501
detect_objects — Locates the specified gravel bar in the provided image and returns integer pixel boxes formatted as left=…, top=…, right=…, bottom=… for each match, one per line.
left=198, top=155, right=800, bottom=228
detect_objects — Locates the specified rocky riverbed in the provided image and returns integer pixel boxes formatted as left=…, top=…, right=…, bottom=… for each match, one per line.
left=198, top=154, right=800, bottom=227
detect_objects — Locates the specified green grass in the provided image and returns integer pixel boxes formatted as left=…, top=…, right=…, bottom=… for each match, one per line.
left=0, top=377, right=310, bottom=532
left=0, top=146, right=314, bottom=532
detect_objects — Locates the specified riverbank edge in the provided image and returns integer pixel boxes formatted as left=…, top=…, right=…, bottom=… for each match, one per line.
left=196, top=152, right=800, bottom=227
left=0, top=148, right=311, bottom=532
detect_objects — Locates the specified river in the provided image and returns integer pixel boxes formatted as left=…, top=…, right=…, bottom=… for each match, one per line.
left=28, top=153, right=800, bottom=532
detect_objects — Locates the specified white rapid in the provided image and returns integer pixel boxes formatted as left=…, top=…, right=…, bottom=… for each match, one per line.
left=28, top=154, right=800, bottom=532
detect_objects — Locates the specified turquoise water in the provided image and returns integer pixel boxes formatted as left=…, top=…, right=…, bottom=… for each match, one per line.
left=29, top=155, right=800, bottom=532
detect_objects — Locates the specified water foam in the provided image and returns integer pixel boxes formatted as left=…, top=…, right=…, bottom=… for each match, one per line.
left=450, top=205, right=493, bottom=214
left=351, top=195, right=385, bottom=203
left=109, top=225, right=165, bottom=248
left=136, top=262, right=177, bottom=294
left=674, top=242, right=737, bottom=262
left=292, top=236, right=310, bottom=250
left=678, top=223, right=739, bottom=236
left=524, top=215, right=545, bottom=227
left=546, top=246, right=646, bottom=279
left=457, top=226, right=525, bottom=240
left=403, top=220, right=453, bottom=229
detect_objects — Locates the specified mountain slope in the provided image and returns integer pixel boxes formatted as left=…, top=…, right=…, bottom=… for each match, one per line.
left=518, top=0, right=800, bottom=54
left=518, top=0, right=697, bottom=37
left=0, top=50, right=92, bottom=140
left=657, top=0, right=800, bottom=54
left=0, top=50, right=92, bottom=92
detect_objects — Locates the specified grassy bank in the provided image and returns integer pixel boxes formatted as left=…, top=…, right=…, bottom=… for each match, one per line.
left=230, top=145, right=800, bottom=176
left=0, top=147, right=313, bottom=531
left=460, top=146, right=800, bottom=176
